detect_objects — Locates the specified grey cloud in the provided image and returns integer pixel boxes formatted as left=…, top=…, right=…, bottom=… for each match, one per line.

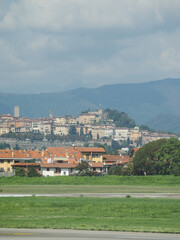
left=0, top=0, right=180, bottom=93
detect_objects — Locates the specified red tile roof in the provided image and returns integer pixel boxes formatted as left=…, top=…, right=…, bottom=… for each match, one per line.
left=12, top=163, right=40, bottom=166
left=103, top=154, right=131, bottom=165
left=79, top=147, right=106, bottom=153
left=91, top=162, right=104, bottom=168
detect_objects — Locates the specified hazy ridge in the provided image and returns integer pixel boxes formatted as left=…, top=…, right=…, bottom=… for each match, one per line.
left=0, top=78, right=180, bottom=133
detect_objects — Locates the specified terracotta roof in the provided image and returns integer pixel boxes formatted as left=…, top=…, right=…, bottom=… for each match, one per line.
left=12, top=163, right=40, bottom=166
left=91, top=162, right=104, bottom=168
left=133, top=147, right=139, bottom=152
left=0, top=147, right=105, bottom=162
left=103, top=155, right=131, bottom=165
left=103, top=154, right=123, bottom=161
left=79, top=147, right=106, bottom=153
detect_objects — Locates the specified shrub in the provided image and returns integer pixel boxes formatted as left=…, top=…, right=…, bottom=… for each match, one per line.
left=27, top=166, right=41, bottom=177
left=15, top=167, right=26, bottom=177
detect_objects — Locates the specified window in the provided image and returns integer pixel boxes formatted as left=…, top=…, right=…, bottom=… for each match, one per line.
left=0, top=160, right=4, bottom=163
left=7, top=168, right=10, bottom=172
left=0, top=168, right=4, bottom=172
left=47, top=168, right=49, bottom=171
left=8, top=160, right=10, bottom=164
left=63, top=172, right=66, bottom=175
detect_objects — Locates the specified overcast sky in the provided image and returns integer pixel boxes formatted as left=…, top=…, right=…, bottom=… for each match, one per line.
left=0, top=0, right=180, bottom=93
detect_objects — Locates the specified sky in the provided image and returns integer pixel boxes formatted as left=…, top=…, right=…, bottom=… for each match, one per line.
left=0, top=0, right=180, bottom=94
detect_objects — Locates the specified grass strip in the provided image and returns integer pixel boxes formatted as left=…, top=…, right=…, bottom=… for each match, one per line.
left=1, top=184, right=180, bottom=194
left=0, top=197, right=179, bottom=233
left=0, top=175, right=180, bottom=186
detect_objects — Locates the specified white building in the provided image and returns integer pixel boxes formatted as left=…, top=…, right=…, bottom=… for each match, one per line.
left=114, top=128, right=130, bottom=141
left=41, top=163, right=77, bottom=176
left=53, top=125, right=69, bottom=136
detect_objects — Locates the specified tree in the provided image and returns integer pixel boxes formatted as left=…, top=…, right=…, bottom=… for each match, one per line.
left=27, top=165, right=41, bottom=177
left=69, top=126, right=76, bottom=135
left=15, top=167, right=26, bottom=177
left=133, top=138, right=180, bottom=176
left=133, top=139, right=166, bottom=175
left=14, top=144, right=20, bottom=150
left=80, top=127, right=84, bottom=136
left=111, top=140, right=120, bottom=155
left=154, top=138, right=180, bottom=175
left=123, top=162, right=134, bottom=176
left=75, top=161, right=93, bottom=176
left=0, top=143, right=10, bottom=149
left=108, top=165, right=123, bottom=175
left=105, top=108, right=136, bottom=128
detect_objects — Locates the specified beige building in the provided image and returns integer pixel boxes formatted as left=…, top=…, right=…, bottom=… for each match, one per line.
left=80, top=147, right=106, bottom=162
left=66, top=116, right=78, bottom=125
left=14, top=105, right=20, bottom=117
left=130, top=127, right=141, bottom=142
left=32, top=121, right=51, bottom=135
left=0, top=158, right=13, bottom=173
left=78, top=113, right=97, bottom=124
left=0, top=127, right=10, bottom=135
left=114, top=128, right=130, bottom=141
left=91, top=126, right=105, bottom=140
left=53, top=125, right=70, bottom=136
left=54, top=117, right=67, bottom=125
left=141, top=132, right=176, bottom=145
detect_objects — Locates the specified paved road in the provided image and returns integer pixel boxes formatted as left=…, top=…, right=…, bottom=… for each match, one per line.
left=0, top=193, right=180, bottom=198
left=0, top=228, right=179, bottom=240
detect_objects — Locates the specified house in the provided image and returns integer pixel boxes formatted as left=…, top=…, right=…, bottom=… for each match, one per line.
left=11, top=163, right=41, bottom=175
left=41, top=163, right=77, bottom=176
left=79, top=147, right=106, bottom=162
left=90, top=162, right=104, bottom=173
left=0, top=149, right=42, bottom=175
left=103, top=154, right=131, bottom=173
left=0, top=147, right=130, bottom=177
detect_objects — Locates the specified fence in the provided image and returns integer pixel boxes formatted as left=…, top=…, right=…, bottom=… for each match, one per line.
left=0, top=172, right=15, bottom=177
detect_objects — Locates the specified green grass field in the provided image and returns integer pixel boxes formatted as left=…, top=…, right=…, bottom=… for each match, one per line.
left=0, top=197, right=179, bottom=233
left=1, top=175, right=179, bottom=193
left=1, top=175, right=180, bottom=185
left=1, top=184, right=180, bottom=194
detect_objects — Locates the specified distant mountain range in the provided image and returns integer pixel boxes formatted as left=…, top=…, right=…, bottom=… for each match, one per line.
left=0, top=78, right=180, bottom=133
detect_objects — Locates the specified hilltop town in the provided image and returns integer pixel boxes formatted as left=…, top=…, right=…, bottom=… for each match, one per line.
left=0, top=106, right=177, bottom=149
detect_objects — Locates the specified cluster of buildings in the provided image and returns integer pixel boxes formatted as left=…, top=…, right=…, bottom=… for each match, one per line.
left=0, top=147, right=131, bottom=177
left=0, top=106, right=177, bottom=146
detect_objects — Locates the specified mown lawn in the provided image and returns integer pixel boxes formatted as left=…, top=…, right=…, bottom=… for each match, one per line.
left=0, top=175, right=180, bottom=185
left=1, top=184, right=180, bottom=194
left=0, top=197, right=179, bottom=233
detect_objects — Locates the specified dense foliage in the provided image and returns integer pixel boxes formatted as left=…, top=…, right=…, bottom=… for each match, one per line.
left=0, top=143, right=10, bottom=149
left=27, top=166, right=41, bottom=177
left=46, top=133, right=89, bottom=142
left=105, top=108, right=136, bottom=128
left=133, top=138, right=180, bottom=175
left=75, top=162, right=93, bottom=176
left=15, top=167, right=26, bottom=177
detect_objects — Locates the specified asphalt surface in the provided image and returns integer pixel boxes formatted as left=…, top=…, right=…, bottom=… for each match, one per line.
left=0, top=229, right=180, bottom=240
left=0, top=193, right=180, bottom=198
